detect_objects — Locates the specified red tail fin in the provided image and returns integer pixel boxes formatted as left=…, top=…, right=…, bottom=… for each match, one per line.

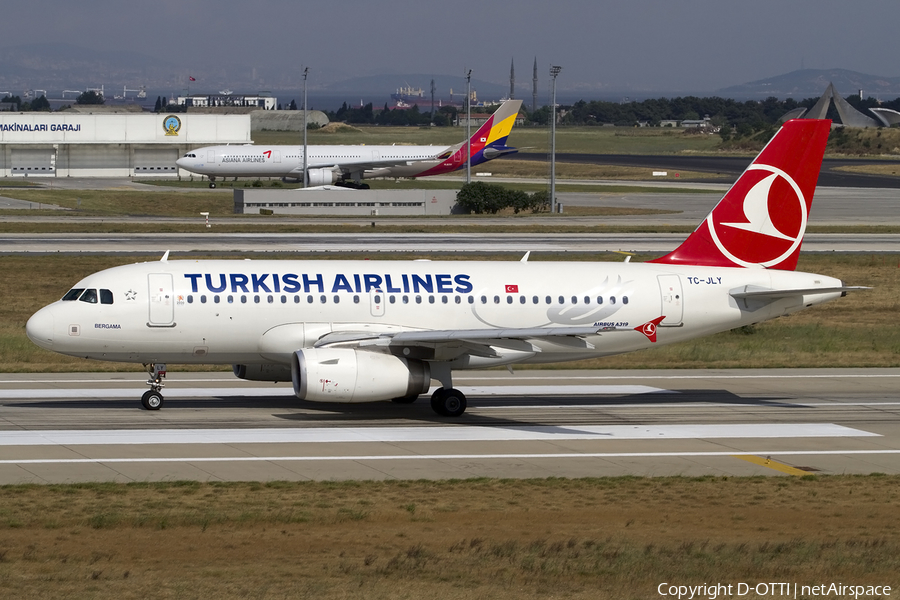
left=651, top=119, right=831, bottom=271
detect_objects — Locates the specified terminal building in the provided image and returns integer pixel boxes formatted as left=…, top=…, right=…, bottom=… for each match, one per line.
left=781, top=82, right=900, bottom=127
left=175, top=93, right=277, bottom=110
left=0, top=112, right=250, bottom=177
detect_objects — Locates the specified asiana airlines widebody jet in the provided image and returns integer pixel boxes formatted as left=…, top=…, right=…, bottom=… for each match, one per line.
left=175, top=99, right=522, bottom=188
left=27, top=119, right=862, bottom=416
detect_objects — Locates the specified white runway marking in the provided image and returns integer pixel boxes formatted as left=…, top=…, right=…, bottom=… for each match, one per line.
left=0, top=385, right=668, bottom=400
left=2, top=450, right=900, bottom=466
left=0, top=423, right=877, bottom=446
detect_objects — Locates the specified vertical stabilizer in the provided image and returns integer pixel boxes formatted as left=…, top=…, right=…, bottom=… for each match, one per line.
left=467, top=98, right=523, bottom=164
left=650, top=119, right=831, bottom=271
left=423, top=99, right=523, bottom=174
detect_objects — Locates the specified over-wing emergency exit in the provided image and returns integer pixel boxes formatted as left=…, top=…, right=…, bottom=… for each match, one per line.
left=175, top=99, right=522, bottom=188
left=27, top=119, right=862, bottom=416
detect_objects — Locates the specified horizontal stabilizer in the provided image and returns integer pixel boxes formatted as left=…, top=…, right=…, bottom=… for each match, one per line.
left=730, top=285, right=869, bottom=300
left=481, top=145, right=519, bottom=160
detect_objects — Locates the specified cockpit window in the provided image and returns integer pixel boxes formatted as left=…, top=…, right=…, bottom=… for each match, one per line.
left=78, top=289, right=98, bottom=304
left=62, top=288, right=85, bottom=301
left=100, top=289, right=114, bottom=305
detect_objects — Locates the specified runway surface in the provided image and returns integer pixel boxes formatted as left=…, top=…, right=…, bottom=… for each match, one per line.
left=3, top=182, right=898, bottom=229
left=514, top=153, right=900, bottom=189
left=3, top=231, right=899, bottom=254
left=1, top=369, right=898, bottom=483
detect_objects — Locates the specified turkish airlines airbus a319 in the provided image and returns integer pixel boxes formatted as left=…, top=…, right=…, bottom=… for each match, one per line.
left=27, top=119, right=861, bottom=416
left=175, top=99, right=522, bottom=188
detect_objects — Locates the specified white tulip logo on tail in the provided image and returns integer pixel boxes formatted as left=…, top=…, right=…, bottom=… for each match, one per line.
left=707, top=164, right=807, bottom=268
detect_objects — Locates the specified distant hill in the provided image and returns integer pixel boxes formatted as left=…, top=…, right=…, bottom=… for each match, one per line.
left=717, top=69, right=900, bottom=100
left=0, top=43, right=294, bottom=93
left=0, top=43, right=184, bottom=89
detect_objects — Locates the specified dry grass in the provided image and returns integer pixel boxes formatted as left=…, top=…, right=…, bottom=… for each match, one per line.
left=254, top=125, right=728, bottom=156
left=3, top=253, right=899, bottom=373
left=444, top=159, right=721, bottom=181
left=1, top=189, right=233, bottom=217
left=0, top=172, right=714, bottom=220
left=0, top=476, right=897, bottom=599
left=833, top=163, right=900, bottom=177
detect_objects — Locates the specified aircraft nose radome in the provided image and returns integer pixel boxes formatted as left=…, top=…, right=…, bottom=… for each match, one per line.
left=25, top=307, right=55, bottom=349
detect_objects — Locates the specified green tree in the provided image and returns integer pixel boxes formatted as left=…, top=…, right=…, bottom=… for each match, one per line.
left=75, top=90, right=104, bottom=105
left=30, top=95, right=51, bottom=111
left=456, top=182, right=549, bottom=215
left=2, top=95, right=22, bottom=110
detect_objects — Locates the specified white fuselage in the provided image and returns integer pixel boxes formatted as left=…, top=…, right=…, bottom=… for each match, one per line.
left=26, top=258, right=843, bottom=368
left=175, top=145, right=452, bottom=180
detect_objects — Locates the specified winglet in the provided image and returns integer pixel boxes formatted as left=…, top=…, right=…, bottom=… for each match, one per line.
left=635, top=316, right=665, bottom=342
left=160, top=250, right=170, bottom=262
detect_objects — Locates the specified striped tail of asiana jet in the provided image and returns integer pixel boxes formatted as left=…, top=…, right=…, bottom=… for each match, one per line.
left=419, top=99, right=523, bottom=176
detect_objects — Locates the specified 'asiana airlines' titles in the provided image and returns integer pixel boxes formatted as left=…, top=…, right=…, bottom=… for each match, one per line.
left=221, top=156, right=266, bottom=163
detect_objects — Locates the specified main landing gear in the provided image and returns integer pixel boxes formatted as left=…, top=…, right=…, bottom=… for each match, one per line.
left=430, top=388, right=467, bottom=417
left=141, top=363, right=166, bottom=410
left=334, top=180, right=370, bottom=190
left=427, top=363, right=467, bottom=416
left=208, top=177, right=217, bottom=189
left=391, top=388, right=467, bottom=416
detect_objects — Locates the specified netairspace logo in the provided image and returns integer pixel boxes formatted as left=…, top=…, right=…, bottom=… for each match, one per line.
left=657, top=582, right=892, bottom=599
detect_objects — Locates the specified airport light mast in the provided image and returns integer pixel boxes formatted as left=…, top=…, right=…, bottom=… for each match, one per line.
left=302, top=67, right=309, bottom=188
left=549, top=65, right=562, bottom=214
left=430, top=78, right=435, bottom=126
left=465, top=69, right=472, bottom=184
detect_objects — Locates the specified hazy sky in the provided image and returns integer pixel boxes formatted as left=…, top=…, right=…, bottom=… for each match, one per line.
left=6, top=0, right=900, bottom=92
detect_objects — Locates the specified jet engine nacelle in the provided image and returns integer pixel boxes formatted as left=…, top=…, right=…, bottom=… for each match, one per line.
left=281, top=168, right=339, bottom=186
left=307, top=168, right=339, bottom=186
left=233, top=363, right=293, bottom=382
left=292, top=348, right=430, bottom=403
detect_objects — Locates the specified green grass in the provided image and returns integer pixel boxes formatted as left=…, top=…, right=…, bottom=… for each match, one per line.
left=0, top=178, right=43, bottom=188
left=254, top=125, right=730, bottom=156
left=0, top=189, right=233, bottom=217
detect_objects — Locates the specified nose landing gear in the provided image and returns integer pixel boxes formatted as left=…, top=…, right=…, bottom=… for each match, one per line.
left=141, top=363, right=166, bottom=410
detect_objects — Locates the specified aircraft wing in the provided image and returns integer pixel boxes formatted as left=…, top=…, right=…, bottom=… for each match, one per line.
left=315, top=326, right=603, bottom=347
left=312, top=320, right=665, bottom=359
left=293, top=155, right=446, bottom=177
